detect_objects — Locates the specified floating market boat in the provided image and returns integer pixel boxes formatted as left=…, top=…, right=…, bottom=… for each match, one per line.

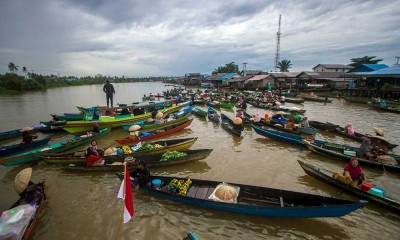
left=207, top=107, right=220, bottom=123
left=51, top=112, right=84, bottom=121
left=220, top=113, right=243, bottom=137
left=42, top=137, right=198, bottom=164
left=334, top=126, right=397, bottom=149
left=117, top=175, right=367, bottom=218
left=192, top=107, right=208, bottom=117
left=309, top=121, right=339, bottom=132
left=0, top=128, right=24, bottom=141
left=0, top=188, right=47, bottom=239
left=302, top=96, right=333, bottom=103
left=115, top=119, right=194, bottom=145
left=0, top=137, right=51, bottom=157
left=122, top=116, right=190, bottom=131
left=303, top=141, right=400, bottom=172
left=62, top=100, right=181, bottom=134
left=1, top=129, right=110, bottom=166
left=367, top=102, right=400, bottom=114
left=298, top=160, right=400, bottom=212
left=284, top=98, right=305, bottom=104
left=61, top=149, right=213, bottom=171
left=168, top=106, right=194, bottom=119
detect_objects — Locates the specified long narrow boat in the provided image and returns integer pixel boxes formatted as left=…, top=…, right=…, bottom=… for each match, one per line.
left=51, top=112, right=84, bottom=121
left=115, top=119, right=194, bottom=145
left=219, top=102, right=236, bottom=109
left=0, top=137, right=51, bottom=157
left=271, top=107, right=306, bottom=114
left=118, top=175, right=367, bottom=218
left=304, top=141, right=400, bottom=171
left=168, top=106, right=194, bottom=119
left=62, top=100, right=181, bottom=134
left=298, top=161, right=400, bottom=212
left=1, top=189, right=47, bottom=239
left=1, top=129, right=111, bottom=166
left=367, top=102, right=400, bottom=114
left=0, top=128, right=23, bottom=141
left=285, top=98, right=305, bottom=104
left=253, top=127, right=399, bottom=162
left=302, top=96, right=333, bottom=103
left=334, top=126, right=398, bottom=149
left=43, top=137, right=198, bottom=164
left=344, top=97, right=370, bottom=104
left=220, top=113, right=243, bottom=137
left=309, top=121, right=339, bottom=132
left=192, top=107, right=208, bottom=117
left=263, top=119, right=318, bottom=136
left=122, top=115, right=190, bottom=131
left=61, top=149, right=213, bottom=171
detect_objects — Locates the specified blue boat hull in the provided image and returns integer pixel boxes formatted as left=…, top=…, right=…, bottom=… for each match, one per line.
left=0, top=137, right=51, bottom=157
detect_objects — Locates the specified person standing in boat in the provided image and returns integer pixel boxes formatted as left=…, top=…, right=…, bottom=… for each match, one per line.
left=129, top=160, right=151, bottom=191
left=103, top=80, right=115, bottom=107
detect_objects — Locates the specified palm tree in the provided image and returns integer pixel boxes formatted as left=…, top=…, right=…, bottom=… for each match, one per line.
left=8, top=62, right=18, bottom=72
left=22, top=66, right=28, bottom=78
left=349, top=56, right=383, bottom=67
left=277, top=60, right=292, bottom=72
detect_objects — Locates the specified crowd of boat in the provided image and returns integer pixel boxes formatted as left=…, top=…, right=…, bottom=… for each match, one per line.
left=0, top=86, right=399, bottom=239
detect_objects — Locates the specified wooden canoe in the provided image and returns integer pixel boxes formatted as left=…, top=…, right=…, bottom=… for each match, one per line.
left=115, top=119, right=194, bottom=145
left=368, top=102, right=400, bottom=113
left=309, top=121, right=339, bottom=132
left=192, top=107, right=208, bottom=117
left=1, top=188, right=46, bottom=240
left=207, top=107, right=220, bottom=123
left=61, top=149, right=213, bottom=171
left=302, top=96, right=333, bottom=103
left=0, top=137, right=51, bottom=157
left=284, top=98, right=305, bottom=104
left=263, top=120, right=318, bottom=136
left=334, top=126, right=398, bottom=149
left=1, top=129, right=111, bottom=166
left=43, top=137, right=198, bottom=164
left=304, top=141, right=400, bottom=172
left=117, top=175, right=367, bottom=218
left=220, top=113, right=243, bottom=137
left=0, top=128, right=24, bottom=141
left=127, top=115, right=190, bottom=131
left=298, top=160, right=400, bottom=212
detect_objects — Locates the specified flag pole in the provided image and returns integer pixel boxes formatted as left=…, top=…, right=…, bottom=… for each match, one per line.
left=115, top=163, right=127, bottom=239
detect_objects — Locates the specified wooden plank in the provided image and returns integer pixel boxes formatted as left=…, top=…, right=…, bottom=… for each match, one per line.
left=186, top=185, right=199, bottom=198
left=194, top=186, right=208, bottom=198
left=199, top=186, right=210, bottom=200
left=205, top=187, right=215, bottom=199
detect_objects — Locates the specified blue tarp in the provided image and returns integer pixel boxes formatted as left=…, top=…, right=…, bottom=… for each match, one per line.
left=217, top=73, right=235, bottom=81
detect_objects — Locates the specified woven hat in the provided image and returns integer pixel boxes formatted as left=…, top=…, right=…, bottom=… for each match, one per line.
left=156, top=112, right=163, bottom=119
left=128, top=125, right=141, bottom=131
left=373, top=127, right=384, bottom=136
left=14, top=168, right=32, bottom=194
left=369, top=135, right=390, bottom=145
left=274, top=101, right=282, bottom=106
left=215, top=185, right=237, bottom=201
left=233, top=117, right=242, bottom=125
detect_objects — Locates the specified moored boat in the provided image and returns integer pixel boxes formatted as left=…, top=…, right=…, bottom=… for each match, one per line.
left=334, top=126, right=398, bottom=149
left=367, top=102, right=400, bottom=114
left=115, top=119, right=194, bottom=145
left=285, top=97, right=305, bottom=104
left=0, top=137, right=51, bottom=157
left=298, top=160, right=400, bottom=212
left=302, top=96, right=333, bottom=103
left=220, top=113, right=243, bottom=137
left=51, top=112, right=84, bottom=121
left=1, top=129, right=111, bottom=166
left=192, top=107, right=208, bottom=117
left=117, top=175, right=367, bottom=218
left=309, top=121, right=339, bottom=131
left=207, top=107, right=220, bottom=123
left=43, top=137, right=198, bottom=164
left=0, top=129, right=24, bottom=141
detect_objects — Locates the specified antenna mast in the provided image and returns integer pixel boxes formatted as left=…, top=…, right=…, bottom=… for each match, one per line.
left=274, top=15, right=282, bottom=72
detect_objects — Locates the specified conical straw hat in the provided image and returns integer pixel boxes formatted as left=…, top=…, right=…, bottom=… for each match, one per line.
left=369, top=135, right=390, bottom=145
left=373, top=127, right=384, bottom=137
left=14, top=168, right=32, bottom=194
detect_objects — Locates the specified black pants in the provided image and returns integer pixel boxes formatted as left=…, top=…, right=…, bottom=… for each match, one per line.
left=106, top=93, right=113, bottom=107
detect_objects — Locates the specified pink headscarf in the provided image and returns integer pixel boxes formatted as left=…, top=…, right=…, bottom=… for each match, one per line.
left=346, top=123, right=354, bottom=135
left=343, top=158, right=362, bottom=180
left=254, top=113, right=261, bottom=122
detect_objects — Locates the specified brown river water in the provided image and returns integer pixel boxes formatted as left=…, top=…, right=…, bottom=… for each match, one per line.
left=0, top=82, right=399, bottom=240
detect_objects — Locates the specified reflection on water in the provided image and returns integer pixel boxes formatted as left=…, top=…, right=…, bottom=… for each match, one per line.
left=1, top=84, right=400, bottom=239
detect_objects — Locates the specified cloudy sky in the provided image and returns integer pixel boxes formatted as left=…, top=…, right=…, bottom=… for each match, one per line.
left=0, top=0, right=399, bottom=77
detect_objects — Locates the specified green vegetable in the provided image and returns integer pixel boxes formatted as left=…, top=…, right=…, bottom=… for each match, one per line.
left=160, top=151, right=187, bottom=161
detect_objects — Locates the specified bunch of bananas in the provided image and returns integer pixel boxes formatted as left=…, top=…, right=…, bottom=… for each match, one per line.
left=179, top=179, right=192, bottom=195
left=154, top=144, right=163, bottom=149
left=122, top=145, right=132, bottom=154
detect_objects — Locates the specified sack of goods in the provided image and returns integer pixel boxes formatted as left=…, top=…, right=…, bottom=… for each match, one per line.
left=377, top=155, right=398, bottom=165
left=208, top=182, right=240, bottom=203
left=104, top=147, right=118, bottom=156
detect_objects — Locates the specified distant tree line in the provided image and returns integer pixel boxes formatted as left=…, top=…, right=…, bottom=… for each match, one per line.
left=0, top=63, right=168, bottom=94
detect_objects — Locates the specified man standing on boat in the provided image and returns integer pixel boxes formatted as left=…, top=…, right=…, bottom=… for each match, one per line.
left=103, top=80, right=115, bottom=107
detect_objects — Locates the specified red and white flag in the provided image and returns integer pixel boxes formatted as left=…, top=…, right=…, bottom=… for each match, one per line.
left=118, top=165, right=134, bottom=223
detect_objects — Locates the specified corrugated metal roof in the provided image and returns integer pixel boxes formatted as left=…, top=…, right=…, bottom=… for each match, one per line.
left=207, top=73, right=228, bottom=80
left=313, top=64, right=354, bottom=69
left=349, top=64, right=389, bottom=73
left=218, top=73, right=235, bottom=80
left=247, top=74, right=269, bottom=81
left=362, top=64, right=389, bottom=71
left=227, top=76, right=251, bottom=83
left=366, top=65, right=400, bottom=75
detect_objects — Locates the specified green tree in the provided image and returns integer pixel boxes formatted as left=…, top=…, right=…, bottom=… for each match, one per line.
left=22, top=66, right=27, bottom=77
left=8, top=62, right=18, bottom=72
left=277, top=59, right=292, bottom=72
left=349, top=56, right=383, bottom=67
left=212, top=62, right=239, bottom=74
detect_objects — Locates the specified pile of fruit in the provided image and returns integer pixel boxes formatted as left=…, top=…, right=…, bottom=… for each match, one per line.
left=137, top=143, right=163, bottom=151
left=122, top=145, right=132, bottom=154
left=160, top=151, right=187, bottom=161
left=167, top=178, right=192, bottom=195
